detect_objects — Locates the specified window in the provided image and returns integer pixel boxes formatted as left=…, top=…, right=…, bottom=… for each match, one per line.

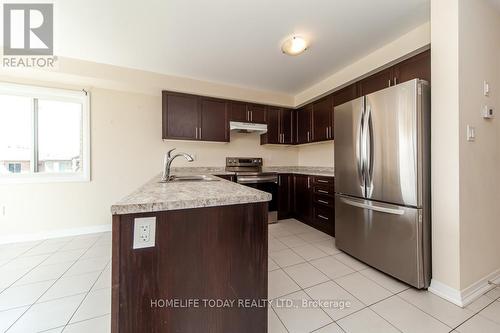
left=0, top=82, right=90, bottom=183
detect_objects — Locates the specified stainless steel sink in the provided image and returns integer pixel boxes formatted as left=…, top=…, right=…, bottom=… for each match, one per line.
left=159, top=175, right=220, bottom=183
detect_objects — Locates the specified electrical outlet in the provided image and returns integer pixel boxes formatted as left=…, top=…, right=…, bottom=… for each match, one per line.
left=0, top=205, right=5, bottom=220
left=133, top=217, right=156, bottom=249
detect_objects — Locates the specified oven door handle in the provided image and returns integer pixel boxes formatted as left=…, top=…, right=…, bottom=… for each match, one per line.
left=237, top=176, right=278, bottom=184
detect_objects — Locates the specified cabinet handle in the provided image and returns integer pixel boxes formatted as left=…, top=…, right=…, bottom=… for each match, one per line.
left=318, top=199, right=329, bottom=205
left=388, top=79, right=391, bottom=87
left=394, top=77, right=397, bottom=85
left=199, top=127, right=202, bottom=139
left=247, top=111, right=250, bottom=121
left=326, top=127, right=328, bottom=138
left=195, top=127, right=198, bottom=139
left=318, top=214, right=329, bottom=221
left=307, top=131, right=310, bottom=142
left=318, top=189, right=329, bottom=194
left=307, top=177, right=310, bottom=188
left=317, top=179, right=329, bottom=183
left=250, top=111, right=253, bottom=122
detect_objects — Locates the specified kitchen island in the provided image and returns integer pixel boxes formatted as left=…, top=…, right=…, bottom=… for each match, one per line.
left=111, top=174, right=271, bottom=333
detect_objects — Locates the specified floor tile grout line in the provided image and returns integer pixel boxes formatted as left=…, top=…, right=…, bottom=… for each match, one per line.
left=4, top=234, right=104, bottom=332
left=450, top=296, right=500, bottom=331
left=0, top=244, right=73, bottom=296
left=61, top=265, right=108, bottom=331
left=61, top=313, right=111, bottom=331
left=0, top=245, right=108, bottom=294
left=281, top=229, right=408, bottom=333
left=382, top=293, right=455, bottom=330
left=270, top=305, right=291, bottom=333
left=0, top=239, right=48, bottom=269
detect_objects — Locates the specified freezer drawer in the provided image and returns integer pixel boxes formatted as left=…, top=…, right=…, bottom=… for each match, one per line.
left=335, top=195, right=430, bottom=288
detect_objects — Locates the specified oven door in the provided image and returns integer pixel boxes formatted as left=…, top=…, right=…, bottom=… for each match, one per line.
left=237, top=176, right=278, bottom=223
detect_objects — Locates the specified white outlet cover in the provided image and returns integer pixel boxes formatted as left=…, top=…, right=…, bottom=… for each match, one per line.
left=133, top=217, right=156, bottom=249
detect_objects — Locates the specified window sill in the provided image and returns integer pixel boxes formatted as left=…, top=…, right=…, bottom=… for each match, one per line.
left=0, top=173, right=90, bottom=185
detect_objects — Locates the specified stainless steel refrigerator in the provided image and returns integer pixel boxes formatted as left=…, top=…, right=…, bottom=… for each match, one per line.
left=334, top=79, right=431, bottom=289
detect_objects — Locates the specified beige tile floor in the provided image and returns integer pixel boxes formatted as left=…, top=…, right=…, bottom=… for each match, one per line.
left=0, top=218, right=499, bottom=332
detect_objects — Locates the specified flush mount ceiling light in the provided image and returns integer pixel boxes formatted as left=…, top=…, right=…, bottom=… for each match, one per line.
left=281, top=36, right=308, bottom=56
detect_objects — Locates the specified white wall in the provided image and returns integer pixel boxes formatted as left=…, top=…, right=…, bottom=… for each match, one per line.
left=429, top=0, right=461, bottom=291
left=297, top=142, right=334, bottom=168
left=429, top=0, right=500, bottom=305
left=458, top=0, right=500, bottom=290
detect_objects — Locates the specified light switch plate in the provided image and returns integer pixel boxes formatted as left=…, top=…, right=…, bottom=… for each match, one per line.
left=133, top=217, right=156, bottom=249
left=467, top=125, right=476, bottom=142
left=484, top=81, right=490, bottom=97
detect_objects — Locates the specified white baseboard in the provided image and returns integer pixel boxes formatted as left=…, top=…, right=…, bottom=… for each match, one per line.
left=0, top=224, right=112, bottom=245
left=429, top=268, right=500, bottom=307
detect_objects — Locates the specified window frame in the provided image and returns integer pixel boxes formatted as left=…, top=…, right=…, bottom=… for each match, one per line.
left=0, top=82, right=90, bottom=184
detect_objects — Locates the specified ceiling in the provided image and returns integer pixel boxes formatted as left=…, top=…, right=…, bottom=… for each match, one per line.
left=53, top=0, right=428, bottom=94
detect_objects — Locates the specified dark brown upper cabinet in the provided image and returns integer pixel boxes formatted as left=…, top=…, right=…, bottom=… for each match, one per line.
left=261, top=107, right=294, bottom=145
left=247, top=104, right=267, bottom=124
left=312, top=95, right=333, bottom=142
left=162, top=91, right=228, bottom=142
left=281, top=108, right=294, bottom=144
left=358, top=67, right=393, bottom=96
left=229, top=102, right=248, bottom=122
left=393, top=49, right=431, bottom=84
left=199, top=97, right=228, bottom=142
left=296, top=105, right=313, bottom=144
left=333, top=83, right=358, bottom=107
left=263, top=106, right=280, bottom=144
left=228, top=102, right=267, bottom=124
left=162, top=92, right=199, bottom=141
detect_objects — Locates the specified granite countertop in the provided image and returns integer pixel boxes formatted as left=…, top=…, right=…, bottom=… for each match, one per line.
left=263, top=166, right=334, bottom=177
left=169, top=166, right=334, bottom=177
left=111, top=174, right=272, bottom=215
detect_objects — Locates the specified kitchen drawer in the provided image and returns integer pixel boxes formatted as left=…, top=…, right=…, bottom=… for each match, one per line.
left=312, top=176, right=334, bottom=186
left=313, top=185, right=334, bottom=197
left=313, top=194, right=334, bottom=207
left=312, top=204, right=334, bottom=226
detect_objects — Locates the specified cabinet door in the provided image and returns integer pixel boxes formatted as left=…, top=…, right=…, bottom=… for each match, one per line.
left=162, top=92, right=199, bottom=140
left=294, top=174, right=312, bottom=223
left=281, top=108, right=294, bottom=144
left=358, top=68, right=393, bottom=96
left=199, top=98, right=228, bottom=142
left=265, top=106, right=280, bottom=144
left=278, top=174, right=292, bottom=220
left=312, top=95, right=333, bottom=142
left=394, top=49, right=431, bottom=84
left=296, top=105, right=312, bottom=144
left=229, top=102, right=248, bottom=122
left=333, top=84, right=358, bottom=107
left=248, top=104, right=267, bottom=124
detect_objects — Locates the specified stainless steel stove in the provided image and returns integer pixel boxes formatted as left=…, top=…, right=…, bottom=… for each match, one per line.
left=226, top=157, right=278, bottom=223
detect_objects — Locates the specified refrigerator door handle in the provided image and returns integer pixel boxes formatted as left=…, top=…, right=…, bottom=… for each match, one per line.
left=357, top=100, right=366, bottom=194
left=364, top=103, right=374, bottom=195
left=339, top=197, right=405, bottom=215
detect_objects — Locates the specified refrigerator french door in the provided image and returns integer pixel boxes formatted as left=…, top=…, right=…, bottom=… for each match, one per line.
left=334, top=79, right=431, bottom=288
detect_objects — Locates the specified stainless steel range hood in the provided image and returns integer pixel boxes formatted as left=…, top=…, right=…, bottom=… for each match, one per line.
left=229, top=121, right=267, bottom=134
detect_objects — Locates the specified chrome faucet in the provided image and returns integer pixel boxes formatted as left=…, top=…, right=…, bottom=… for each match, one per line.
left=161, top=148, right=194, bottom=182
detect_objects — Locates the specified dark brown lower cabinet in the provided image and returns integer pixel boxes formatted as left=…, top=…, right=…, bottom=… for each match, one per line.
left=277, top=174, right=293, bottom=220
left=112, top=203, right=267, bottom=333
left=293, top=174, right=312, bottom=224
left=282, top=174, right=334, bottom=236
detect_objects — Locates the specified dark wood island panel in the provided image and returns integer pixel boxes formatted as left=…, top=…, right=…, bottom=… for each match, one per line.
left=112, top=202, right=268, bottom=333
